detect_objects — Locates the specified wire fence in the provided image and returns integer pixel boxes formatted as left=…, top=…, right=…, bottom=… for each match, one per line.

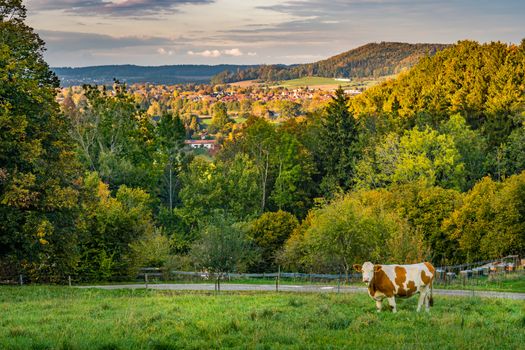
left=1, top=255, right=523, bottom=290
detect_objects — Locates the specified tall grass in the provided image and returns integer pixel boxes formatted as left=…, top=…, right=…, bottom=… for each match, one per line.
left=0, top=286, right=523, bottom=349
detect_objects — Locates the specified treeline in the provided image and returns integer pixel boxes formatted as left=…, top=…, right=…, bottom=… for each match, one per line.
left=212, top=42, right=449, bottom=84
left=1, top=2, right=524, bottom=281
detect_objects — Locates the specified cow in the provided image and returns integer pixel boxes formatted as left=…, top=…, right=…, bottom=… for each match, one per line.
left=352, top=262, right=435, bottom=313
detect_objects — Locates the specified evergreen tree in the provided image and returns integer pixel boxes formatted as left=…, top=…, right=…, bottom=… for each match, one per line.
left=319, top=87, right=358, bottom=192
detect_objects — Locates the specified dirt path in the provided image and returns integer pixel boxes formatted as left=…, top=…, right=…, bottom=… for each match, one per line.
left=78, top=283, right=525, bottom=300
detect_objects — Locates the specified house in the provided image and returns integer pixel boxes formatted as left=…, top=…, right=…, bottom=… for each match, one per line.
left=184, top=139, right=218, bottom=151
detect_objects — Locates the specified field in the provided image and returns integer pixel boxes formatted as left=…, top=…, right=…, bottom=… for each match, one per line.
left=227, top=76, right=393, bottom=91
left=1, top=287, right=524, bottom=349
left=273, top=76, right=394, bottom=90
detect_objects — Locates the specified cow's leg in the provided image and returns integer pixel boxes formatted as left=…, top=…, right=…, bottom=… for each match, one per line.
left=417, top=288, right=427, bottom=312
left=424, top=288, right=431, bottom=312
left=387, top=297, right=397, bottom=313
left=375, top=299, right=383, bottom=312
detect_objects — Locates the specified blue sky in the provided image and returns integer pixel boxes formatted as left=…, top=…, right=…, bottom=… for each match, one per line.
left=25, top=0, right=525, bottom=67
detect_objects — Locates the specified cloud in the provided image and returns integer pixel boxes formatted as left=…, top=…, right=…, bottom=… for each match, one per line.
left=157, top=47, right=174, bottom=55
left=28, top=0, right=215, bottom=16
left=188, top=49, right=222, bottom=57
left=187, top=48, right=251, bottom=58
left=39, top=30, right=174, bottom=51
left=223, top=48, right=243, bottom=56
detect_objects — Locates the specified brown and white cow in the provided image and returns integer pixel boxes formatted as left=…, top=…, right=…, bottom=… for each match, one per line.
left=353, top=262, right=435, bottom=313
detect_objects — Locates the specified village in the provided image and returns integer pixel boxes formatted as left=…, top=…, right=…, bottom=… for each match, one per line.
left=58, top=81, right=364, bottom=155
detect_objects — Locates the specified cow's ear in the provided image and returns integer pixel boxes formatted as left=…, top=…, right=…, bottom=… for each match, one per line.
left=353, top=264, right=362, bottom=272
left=374, top=265, right=382, bottom=272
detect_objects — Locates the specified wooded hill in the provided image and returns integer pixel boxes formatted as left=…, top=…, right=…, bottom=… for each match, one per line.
left=52, top=42, right=448, bottom=87
left=211, top=42, right=449, bottom=84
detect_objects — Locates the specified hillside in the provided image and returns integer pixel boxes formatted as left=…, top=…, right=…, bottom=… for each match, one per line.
left=52, top=64, right=258, bottom=86
left=212, top=42, right=449, bottom=84
left=350, top=40, right=525, bottom=140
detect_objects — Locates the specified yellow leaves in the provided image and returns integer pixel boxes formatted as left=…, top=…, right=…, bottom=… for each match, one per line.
left=35, top=220, right=53, bottom=245
left=1, top=172, right=38, bottom=209
left=97, top=180, right=110, bottom=200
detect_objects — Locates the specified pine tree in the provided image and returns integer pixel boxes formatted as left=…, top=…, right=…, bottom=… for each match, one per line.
left=319, top=87, right=358, bottom=191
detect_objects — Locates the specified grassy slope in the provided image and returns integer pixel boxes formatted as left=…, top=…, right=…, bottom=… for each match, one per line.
left=1, top=287, right=523, bottom=349
left=274, top=76, right=393, bottom=90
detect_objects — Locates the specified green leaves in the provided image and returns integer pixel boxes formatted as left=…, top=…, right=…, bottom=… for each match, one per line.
left=356, top=125, right=465, bottom=190
left=318, top=87, right=358, bottom=191
left=443, top=172, right=525, bottom=262
left=0, top=2, right=81, bottom=279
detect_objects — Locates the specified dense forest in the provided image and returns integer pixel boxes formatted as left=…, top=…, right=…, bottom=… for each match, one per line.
left=211, top=42, right=449, bottom=84
left=1, top=2, right=524, bottom=282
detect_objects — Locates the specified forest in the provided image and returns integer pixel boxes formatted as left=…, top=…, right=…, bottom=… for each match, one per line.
left=211, top=42, right=449, bottom=84
left=1, top=1, right=524, bottom=281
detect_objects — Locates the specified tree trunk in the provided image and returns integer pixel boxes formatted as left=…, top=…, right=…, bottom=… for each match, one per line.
left=168, top=160, right=173, bottom=211
left=261, top=152, right=269, bottom=213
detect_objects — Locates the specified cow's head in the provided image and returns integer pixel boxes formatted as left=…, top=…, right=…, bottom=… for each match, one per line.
left=353, top=262, right=381, bottom=285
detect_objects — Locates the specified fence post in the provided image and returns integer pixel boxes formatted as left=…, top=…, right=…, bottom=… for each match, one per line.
left=19, top=274, right=23, bottom=286
left=68, top=275, right=72, bottom=287
left=145, top=273, right=149, bottom=289
left=337, top=272, right=341, bottom=293
left=276, top=265, right=280, bottom=292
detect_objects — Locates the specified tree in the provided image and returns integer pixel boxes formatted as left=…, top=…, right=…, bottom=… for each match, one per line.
left=66, top=83, right=160, bottom=193
left=440, top=114, right=487, bottom=190
left=355, top=127, right=465, bottom=190
left=190, top=214, right=257, bottom=276
left=76, top=172, right=156, bottom=280
left=176, top=154, right=260, bottom=238
left=443, top=173, right=525, bottom=262
left=246, top=211, right=298, bottom=272
left=270, top=131, right=316, bottom=217
left=219, top=116, right=278, bottom=213
left=209, top=101, right=230, bottom=133
left=156, top=113, right=185, bottom=211
left=318, top=87, right=359, bottom=192
left=389, top=182, right=461, bottom=264
left=0, top=0, right=81, bottom=279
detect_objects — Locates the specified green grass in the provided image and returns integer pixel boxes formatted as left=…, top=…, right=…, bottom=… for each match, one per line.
left=274, top=76, right=394, bottom=89
left=277, top=76, right=349, bottom=87
left=1, top=286, right=523, bottom=349
left=435, top=273, right=525, bottom=293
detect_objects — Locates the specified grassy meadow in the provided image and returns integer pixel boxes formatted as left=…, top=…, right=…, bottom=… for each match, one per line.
left=274, top=76, right=394, bottom=90
left=0, top=286, right=523, bottom=349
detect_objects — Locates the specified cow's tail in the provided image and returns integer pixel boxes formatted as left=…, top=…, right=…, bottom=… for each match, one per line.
left=429, top=279, right=434, bottom=307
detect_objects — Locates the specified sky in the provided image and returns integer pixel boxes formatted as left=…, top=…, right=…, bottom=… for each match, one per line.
left=25, top=0, right=525, bottom=67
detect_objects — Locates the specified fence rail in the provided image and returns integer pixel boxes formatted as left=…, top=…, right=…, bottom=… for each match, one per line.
left=1, top=255, right=523, bottom=287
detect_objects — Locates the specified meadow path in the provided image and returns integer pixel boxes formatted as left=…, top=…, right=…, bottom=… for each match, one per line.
left=79, top=283, right=525, bottom=300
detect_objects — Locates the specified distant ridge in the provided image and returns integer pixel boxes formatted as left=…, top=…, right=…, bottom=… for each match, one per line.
left=211, top=42, right=450, bottom=84
left=52, top=42, right=450, bottom=87
left=52, top=64, right=259, bottom=87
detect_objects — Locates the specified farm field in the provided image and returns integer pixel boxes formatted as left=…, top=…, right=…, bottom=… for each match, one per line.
left=1, top=286, right=523, bottom=349
left=273, top=76, right=394, bottom=90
